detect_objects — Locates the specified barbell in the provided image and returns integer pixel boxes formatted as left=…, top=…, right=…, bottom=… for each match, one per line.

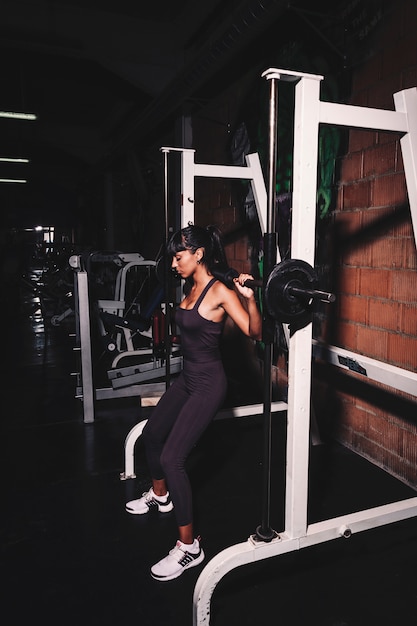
left=213, top=258, right=335, bottom=324
left=157, top=255, right=335, bottom=324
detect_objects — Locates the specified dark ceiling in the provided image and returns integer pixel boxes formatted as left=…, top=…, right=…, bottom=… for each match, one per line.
left=0, top=0, right=387, bottom=229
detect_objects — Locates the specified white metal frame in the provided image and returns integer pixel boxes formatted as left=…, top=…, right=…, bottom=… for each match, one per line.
left=192, top=68, right=417, bottom=625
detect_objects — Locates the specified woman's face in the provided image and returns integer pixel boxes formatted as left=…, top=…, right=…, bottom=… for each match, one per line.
left=171, top=249, right=199, bottom=279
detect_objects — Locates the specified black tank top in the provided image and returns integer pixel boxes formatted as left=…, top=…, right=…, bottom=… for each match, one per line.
left=175, top=278, right=224, bottom=364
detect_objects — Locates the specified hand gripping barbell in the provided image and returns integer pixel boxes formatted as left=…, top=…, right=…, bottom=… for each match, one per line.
left=213, top=258, right=335, bottom=324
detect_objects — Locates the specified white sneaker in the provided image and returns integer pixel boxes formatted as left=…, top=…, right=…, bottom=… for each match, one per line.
left=151, top=538, right=205, bottom=581
left=125, top=487, right=174, bottom=515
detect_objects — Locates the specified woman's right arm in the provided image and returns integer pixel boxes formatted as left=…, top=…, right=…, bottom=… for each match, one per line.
left=219, top=278, right=262, bottom=340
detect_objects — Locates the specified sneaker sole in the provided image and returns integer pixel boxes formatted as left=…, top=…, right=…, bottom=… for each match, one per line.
left=150, top=550, right=205, bottom=581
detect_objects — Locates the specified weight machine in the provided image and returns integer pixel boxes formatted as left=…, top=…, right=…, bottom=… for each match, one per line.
left=117, top=69, right=417, bottom=617
left=70, top=251, right=181, bottom=423
left=192, top=68, right=417, bottom=625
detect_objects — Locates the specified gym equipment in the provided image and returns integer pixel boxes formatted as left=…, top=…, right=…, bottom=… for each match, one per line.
left=91, top=251, right=157, bottom=359
left=70, top=251, right=181, bottom=423
left=193, top=68, right=417, bottom=626
left=213, top=258, right=335, bottom=324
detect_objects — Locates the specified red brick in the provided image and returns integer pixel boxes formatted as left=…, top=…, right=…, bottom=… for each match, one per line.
left=402, top=429, right=417, bottom=467
left=363, top=142, right=396, bottom=177
left=339, top=151, right=363, bottom=182
left=368, top=297, right=401, bottom=331
left=341, top=239, right=372, bottom=268
left=396, top=140, right=404, bottom=172
left=356, top=324, right=389, bottom=361
left=338, top=266, right=361, bottom=295
left=371, top=172, right=407, bottom=207
left=333, top=209, right=362, bottom=237
left=393, top=410, right=417, bottom=435
left=337, top=294, right=368, bottom=324
left=377, top=130, right=402, bottom=146
left=359, top=268, right=390, bottom=298
left=370, top=238, right=405, bottom=269
left=345, top=403, right=369, bottom=435
left=342, top=180, right=371, bottom=210
left=388, top=211, right=415, bottom=239
left=353, top=433, right=384, bottom=463
left=387, top=333, right=417, bottom=369
left=332, top=320, right=357, bottom=351
left=401, top=303, right=417, bottom=335
left=390, top=269, right=417, bottom=302
left=362, top=205, right=399, bottom=236
left=349, top=128, right=377, bottom=152
left=404, top=238, right=417, bottom=269
left=367, top=413, right=396, bottom=447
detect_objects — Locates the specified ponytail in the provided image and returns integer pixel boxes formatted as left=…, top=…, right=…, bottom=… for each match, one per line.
left=205, top=225, right=227, bottom=271
left=167, top=222, right=227, bottom=272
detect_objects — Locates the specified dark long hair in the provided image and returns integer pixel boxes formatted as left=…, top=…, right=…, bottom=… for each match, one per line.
left=167, top=223, right=227, bottom=273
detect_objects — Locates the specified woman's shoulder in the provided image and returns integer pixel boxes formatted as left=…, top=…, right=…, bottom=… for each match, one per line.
left=211, top=277, right=237, bottom=303
left=211, top=277, right=229, bottom=292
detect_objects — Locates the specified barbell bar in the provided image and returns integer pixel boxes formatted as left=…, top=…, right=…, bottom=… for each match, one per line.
left=212, top=258, right=335, bottom=324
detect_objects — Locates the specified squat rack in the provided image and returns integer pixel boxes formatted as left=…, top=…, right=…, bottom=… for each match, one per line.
left=193, top=68, right=417, bottom=625
left=120, top=145, right=288, bottom=480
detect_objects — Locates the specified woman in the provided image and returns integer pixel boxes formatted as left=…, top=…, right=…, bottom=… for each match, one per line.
left=126, top=224, right=262, bottom=581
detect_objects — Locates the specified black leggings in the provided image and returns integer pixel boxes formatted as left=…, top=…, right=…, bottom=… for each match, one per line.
left=142, top=359, right=227, bottom=526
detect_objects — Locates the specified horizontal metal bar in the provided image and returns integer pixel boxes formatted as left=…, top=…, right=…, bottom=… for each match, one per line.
left=215, top=401, right=287, bottom=420
left=319, top=101, right=408, bottom=132
left=95, top=382, right=166, bottom=400
left=194, top=162, right=260, bottom=179
left=313, top=341, right=417, bottom=397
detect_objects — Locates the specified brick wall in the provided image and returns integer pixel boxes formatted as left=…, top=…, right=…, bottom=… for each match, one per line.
left=316, top=0, right=417, bottom=488
left=189, top=1, right=417, bottom=486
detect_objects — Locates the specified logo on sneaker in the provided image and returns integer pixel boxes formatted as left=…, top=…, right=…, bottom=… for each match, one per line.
left=125, top=489, right=173, bottom=515
left=178, top=548, right=202, bottom=568
left=150, top=540, right=205, bottom=581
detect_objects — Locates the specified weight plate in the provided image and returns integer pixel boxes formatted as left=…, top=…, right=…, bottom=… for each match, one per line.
left=265, top=259, right=318, bottom=323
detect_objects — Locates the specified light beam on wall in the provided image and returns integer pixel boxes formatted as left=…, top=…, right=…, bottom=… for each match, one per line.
left=0, top=157, right=30, bottom=163
left=0, top=111, right=37, bottom=120
left=0, top=178, right=27, bottom=183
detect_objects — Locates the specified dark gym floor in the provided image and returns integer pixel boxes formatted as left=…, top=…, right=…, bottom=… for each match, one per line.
left=1, top=281, right=417, bottom=626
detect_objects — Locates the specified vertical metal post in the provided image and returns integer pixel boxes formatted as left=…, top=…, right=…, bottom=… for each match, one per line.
left=77, top=266, right=95, bottom=423
left=256, top=73, right=279, bottom=542
left=394, top=87, right=417, bottom=244
left=285, top=73, right=322, bottom=538
left=162, top=149, right=171, bottom=389
left=180, top=149, right=196, bottom=227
